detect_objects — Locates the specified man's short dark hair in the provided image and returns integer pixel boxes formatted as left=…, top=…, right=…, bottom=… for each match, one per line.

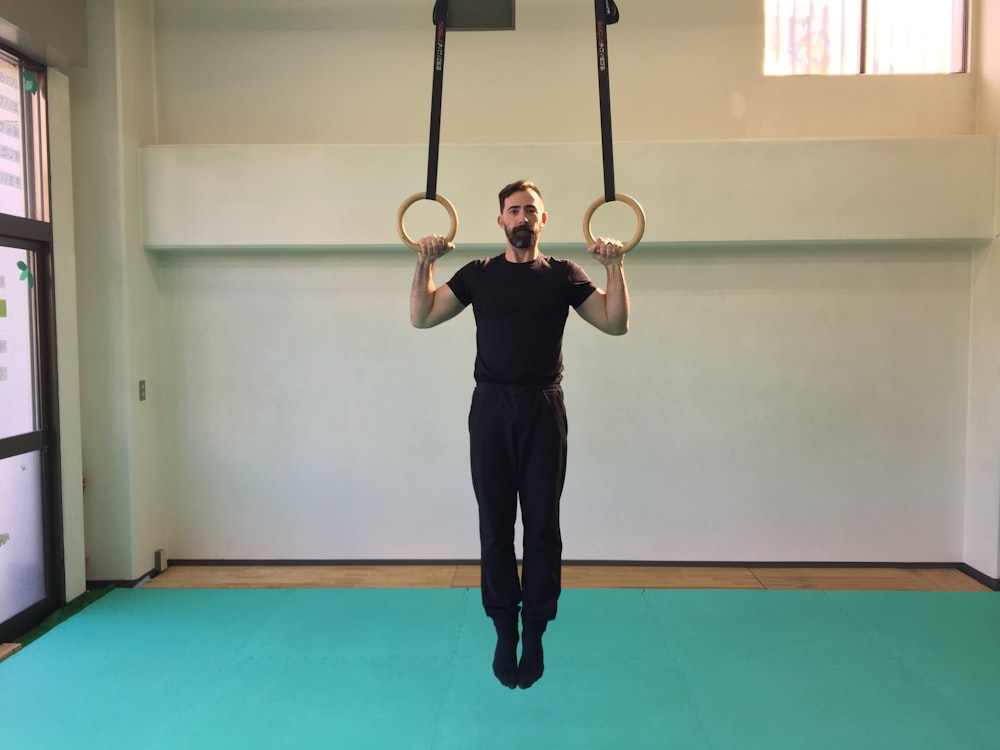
left=498, top=180, right=543, bottom=212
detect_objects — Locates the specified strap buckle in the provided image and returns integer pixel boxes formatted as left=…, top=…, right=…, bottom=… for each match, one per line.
left=600, top=0, right=620, bottom=25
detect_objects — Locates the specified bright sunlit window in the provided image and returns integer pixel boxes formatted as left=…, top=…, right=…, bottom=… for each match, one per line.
left=764, top=0, right=968, bottom=76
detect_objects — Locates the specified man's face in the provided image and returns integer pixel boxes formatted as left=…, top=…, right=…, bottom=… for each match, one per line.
left=498, top=189, right=547, bottom=249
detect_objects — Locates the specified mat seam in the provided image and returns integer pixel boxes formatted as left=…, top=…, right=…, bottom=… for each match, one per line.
left=428, top=587, right=469, bottom=750
left=641, top=588, right=719, bottom=750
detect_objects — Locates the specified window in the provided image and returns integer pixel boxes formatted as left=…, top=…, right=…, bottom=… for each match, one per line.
left=0, top=51, right=48, bottom=220
left=764, top=0, right=968, bottom=75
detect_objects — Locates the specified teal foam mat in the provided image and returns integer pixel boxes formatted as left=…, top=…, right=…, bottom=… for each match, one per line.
left=1, top=588, right=997, bottom=749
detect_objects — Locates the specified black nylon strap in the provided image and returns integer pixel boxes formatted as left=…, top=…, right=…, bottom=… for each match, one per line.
left=426, top=0, right=449, bottom=200
left=595, top=0, right=620, bottom=202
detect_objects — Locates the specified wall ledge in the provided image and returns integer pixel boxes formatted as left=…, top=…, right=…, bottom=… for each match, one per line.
left=142, top=138, right=997, bottom=251
left=145, top=238, right=992, bottom=256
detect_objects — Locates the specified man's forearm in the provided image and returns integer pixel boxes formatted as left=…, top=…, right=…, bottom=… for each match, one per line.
left=604, top=262, right=630, bottom=335
left=410, top=257, right=436, bottom=328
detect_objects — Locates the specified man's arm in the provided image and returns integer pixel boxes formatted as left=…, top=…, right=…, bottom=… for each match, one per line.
left=575, top=238, right=629, bottom=336
left=410, top=235, right=465, bottom=329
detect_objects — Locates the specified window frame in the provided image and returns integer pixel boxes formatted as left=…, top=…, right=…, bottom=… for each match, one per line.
left=764, top=0, right=971, bottom=77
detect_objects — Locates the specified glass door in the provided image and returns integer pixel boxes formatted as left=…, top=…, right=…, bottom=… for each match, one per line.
left=0, top=243, right=49, bottom=631
left=0, top=46, right=61, bottom=642
left=0, top=235, right=60, bottom=642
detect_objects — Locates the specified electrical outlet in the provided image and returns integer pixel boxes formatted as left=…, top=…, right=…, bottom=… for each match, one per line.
left=139, top=380, right=146, bottom=401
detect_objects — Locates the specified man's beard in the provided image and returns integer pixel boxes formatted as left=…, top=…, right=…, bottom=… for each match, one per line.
left=507, top=225, right=536, bottom=249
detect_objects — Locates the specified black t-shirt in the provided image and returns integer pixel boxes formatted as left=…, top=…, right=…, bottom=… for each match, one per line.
left=447, top=254, right=597, bottom=385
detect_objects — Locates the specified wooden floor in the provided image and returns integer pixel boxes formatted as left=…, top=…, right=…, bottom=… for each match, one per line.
left=144, top=564, right=991, bottom=592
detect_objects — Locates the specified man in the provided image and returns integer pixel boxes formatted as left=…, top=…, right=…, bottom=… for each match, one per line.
left=410, top=180, right=629, bottom=689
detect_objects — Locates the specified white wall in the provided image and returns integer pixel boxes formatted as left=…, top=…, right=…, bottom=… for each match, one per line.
left=964, top=0, right=1000, bottom=580
left=142, top=134, right=992, bottom=563
left=71, top=0, right=132, bottom=581
left=151, top=0, right=977, bottom=145
left=0, top=0, right=87, bottom=66
left=117, top=0, right=165, bottom=581
left=48, top=69, right=86, bottom=600
left=157, top=243, right=974, bottom=563
left=58, top=0, right=1000, bottom=575
left=978, top=0, right=1000, bottom=134
left=70, top=0, right=164, bottom=582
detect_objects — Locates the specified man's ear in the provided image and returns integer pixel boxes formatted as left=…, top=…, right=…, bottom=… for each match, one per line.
left=540, top=211, right=549, bottom=226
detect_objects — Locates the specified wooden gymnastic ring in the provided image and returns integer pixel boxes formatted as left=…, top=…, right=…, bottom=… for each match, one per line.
left=583, top=193, right=645, bottom=252
left=396, top=192, right=459, bottom=251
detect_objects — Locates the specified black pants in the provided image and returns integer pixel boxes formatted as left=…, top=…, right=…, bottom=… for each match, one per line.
left=469, top=384, right=568, bottom=626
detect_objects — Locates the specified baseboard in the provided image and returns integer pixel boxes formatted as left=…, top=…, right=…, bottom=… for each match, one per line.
left=957, top=563, right=1000, bottom=591
left=168, top=559, right=483, bottom=567
left=165, top=558, right=997, bottom=589
left=86, top=567, right=156, bottom=590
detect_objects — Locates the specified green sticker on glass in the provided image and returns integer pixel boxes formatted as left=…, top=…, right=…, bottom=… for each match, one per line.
left=22, top=70, right=38, bottom=94
left=16, top=261, right=34, bottom=288
left=0, top=299, right=6, bottom=317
